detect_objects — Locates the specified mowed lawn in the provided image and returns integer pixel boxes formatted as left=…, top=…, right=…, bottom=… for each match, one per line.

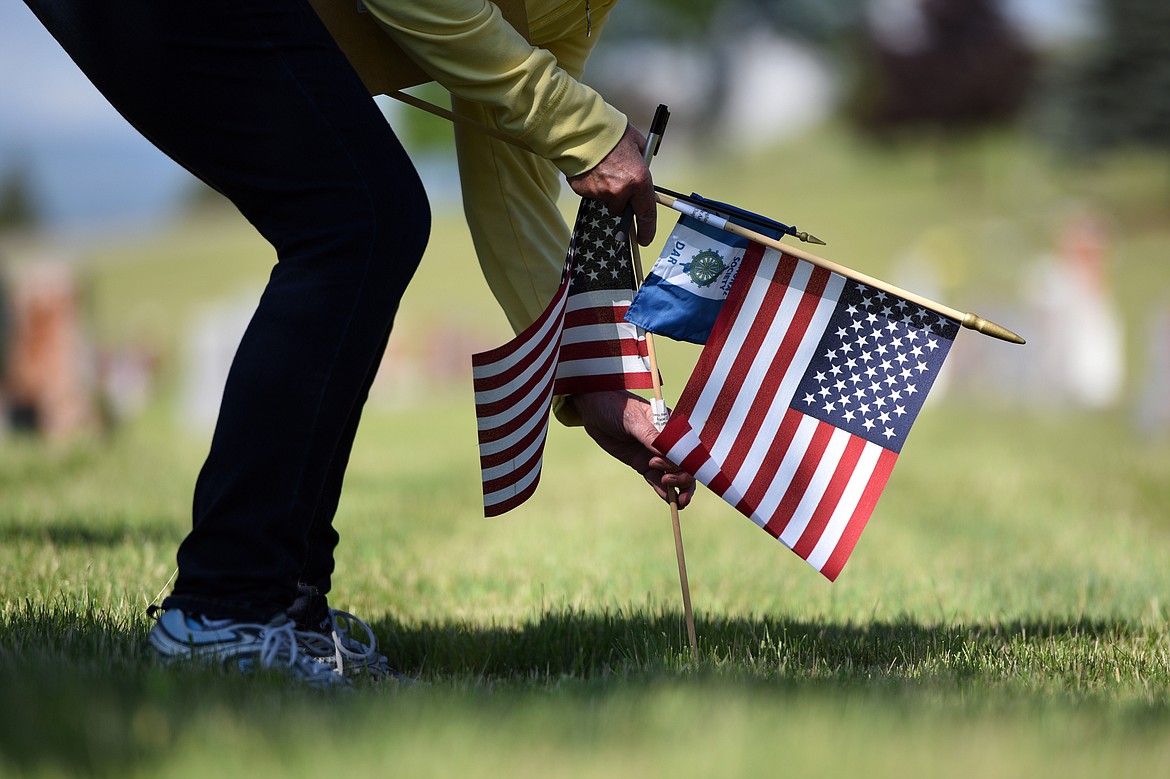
left=1, top=130, right=1169, bottom=777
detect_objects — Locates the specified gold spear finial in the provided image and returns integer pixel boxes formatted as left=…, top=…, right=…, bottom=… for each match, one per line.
left=794, top=231, right=827, bottom=245
left=961, top=313, right=1026, bottom=344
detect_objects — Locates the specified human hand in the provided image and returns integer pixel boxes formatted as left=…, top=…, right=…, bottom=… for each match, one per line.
left=569, top=390, right=695, bottom=508
left=566, top=123, right=657, bottom=246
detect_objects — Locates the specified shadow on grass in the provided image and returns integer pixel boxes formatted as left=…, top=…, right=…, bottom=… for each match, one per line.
left=0, top=603, right=1158, bottom=775
left=0, top=602, right=1143, bottom=686
left=0, top=516, right=182, bottom=547
left=371, top=610, right=1143, bottom=683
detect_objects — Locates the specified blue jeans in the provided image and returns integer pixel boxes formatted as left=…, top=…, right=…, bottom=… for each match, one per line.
left=25, top=0, right=431, bottom=620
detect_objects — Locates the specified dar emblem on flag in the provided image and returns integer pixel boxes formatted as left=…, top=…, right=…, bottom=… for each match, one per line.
left=653, top=242, right=959, bottom=580
left=625, top=193, right=789, bottom=344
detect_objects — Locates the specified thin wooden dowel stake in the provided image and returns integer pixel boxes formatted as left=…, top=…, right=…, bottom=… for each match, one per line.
left=667, top=496, right=698, bottom=658
left=388, top=89, right=536, bottom=152
left=631, top=236, right=699, bottom=660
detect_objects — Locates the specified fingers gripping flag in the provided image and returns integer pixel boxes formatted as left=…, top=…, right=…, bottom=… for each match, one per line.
left=653, top=242, right=959, bottom=580
left=472, top=198, right=654, bottom=516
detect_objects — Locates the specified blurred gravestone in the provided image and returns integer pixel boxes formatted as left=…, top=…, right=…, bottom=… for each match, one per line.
left=1135, top=302, right=1170, bottom=439
left=1021, top=213, right=1124, bottom=409
left=0, top=254, right=10, bottom=435
left=0, top=164, right=40, bottom=233
left=180, top=291, right=258, bottom=431
left=5, top=262, right=98, bottom=439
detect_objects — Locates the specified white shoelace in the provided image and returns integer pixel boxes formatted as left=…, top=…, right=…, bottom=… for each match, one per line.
left=294, top=608, right=381, bottom=677
left=258, top=620, right=303, bottom=670
left=223, top=618, right=337, bottom=682
left=326, top=609, right=381, bottom=676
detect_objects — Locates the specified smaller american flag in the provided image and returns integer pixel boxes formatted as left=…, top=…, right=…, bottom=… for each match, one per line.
left=654, top=242, right=958, bottom=580
left=472, top=198, right=653, bottom=516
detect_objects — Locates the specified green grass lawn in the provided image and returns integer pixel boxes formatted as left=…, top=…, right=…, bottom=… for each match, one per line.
left=1, top=129, right=1169, bottom=777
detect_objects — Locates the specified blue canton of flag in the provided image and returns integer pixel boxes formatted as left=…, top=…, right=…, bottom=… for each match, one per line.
left=793, top=282, right=959, bottom=454
left=625, top=195, right=789, bottom=344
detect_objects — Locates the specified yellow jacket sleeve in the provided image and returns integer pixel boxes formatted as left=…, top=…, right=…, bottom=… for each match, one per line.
left=362, top=0, right=627, bottom=177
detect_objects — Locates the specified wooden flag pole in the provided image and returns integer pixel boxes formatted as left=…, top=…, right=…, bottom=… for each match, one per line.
left=632, top=106, right=699, bottom=660
left=655, top=191, right=1027, bottom=345
left=630, top=236, right=699, bottom=661
left=631, top=243, right=699, bottom=660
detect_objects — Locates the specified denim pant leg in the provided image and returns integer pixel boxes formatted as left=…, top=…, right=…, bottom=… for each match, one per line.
left=24, top=0, right=430, bottom=621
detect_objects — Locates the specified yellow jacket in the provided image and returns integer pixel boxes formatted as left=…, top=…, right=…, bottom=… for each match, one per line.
left=363, top=0, right=626, bottom=177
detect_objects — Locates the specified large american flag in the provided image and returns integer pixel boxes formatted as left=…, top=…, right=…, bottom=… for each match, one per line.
left=472, top=198, right=654, bottom=516
left=653, top=242, right=958, bottom=580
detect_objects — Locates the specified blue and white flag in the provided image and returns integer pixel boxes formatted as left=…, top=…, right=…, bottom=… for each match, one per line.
left=625, top=195, right=791, bottom=344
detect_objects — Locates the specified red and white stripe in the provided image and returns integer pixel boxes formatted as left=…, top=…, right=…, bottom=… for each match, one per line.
left=653, top=243, right=898, bottom=580
left=472, top=273, right=570, bottom=517
left=554, top=289, right=654, bottom=395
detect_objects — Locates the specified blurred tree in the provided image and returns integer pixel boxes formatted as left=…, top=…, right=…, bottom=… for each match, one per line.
left=743, top=0, right=866, bottom=43
left=628, top=0, right=865, bottom=42
left=0, top=163, right=41, bottom=232
left=1046, top=0, right=1170, bottom=156
left=177, top=177, right=233, bottom=216
left=847, top=0, right=1037, bottom=138
left=638, top=0, right=721, bottom=38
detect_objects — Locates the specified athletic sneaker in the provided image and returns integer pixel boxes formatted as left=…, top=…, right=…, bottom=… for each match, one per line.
left=148, top=607, right=348, bottom=688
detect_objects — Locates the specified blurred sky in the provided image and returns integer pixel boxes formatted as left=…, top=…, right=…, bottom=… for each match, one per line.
left=1, top=3, right=187, bottom=231
left=0, top=0, right=1096, bottom=232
